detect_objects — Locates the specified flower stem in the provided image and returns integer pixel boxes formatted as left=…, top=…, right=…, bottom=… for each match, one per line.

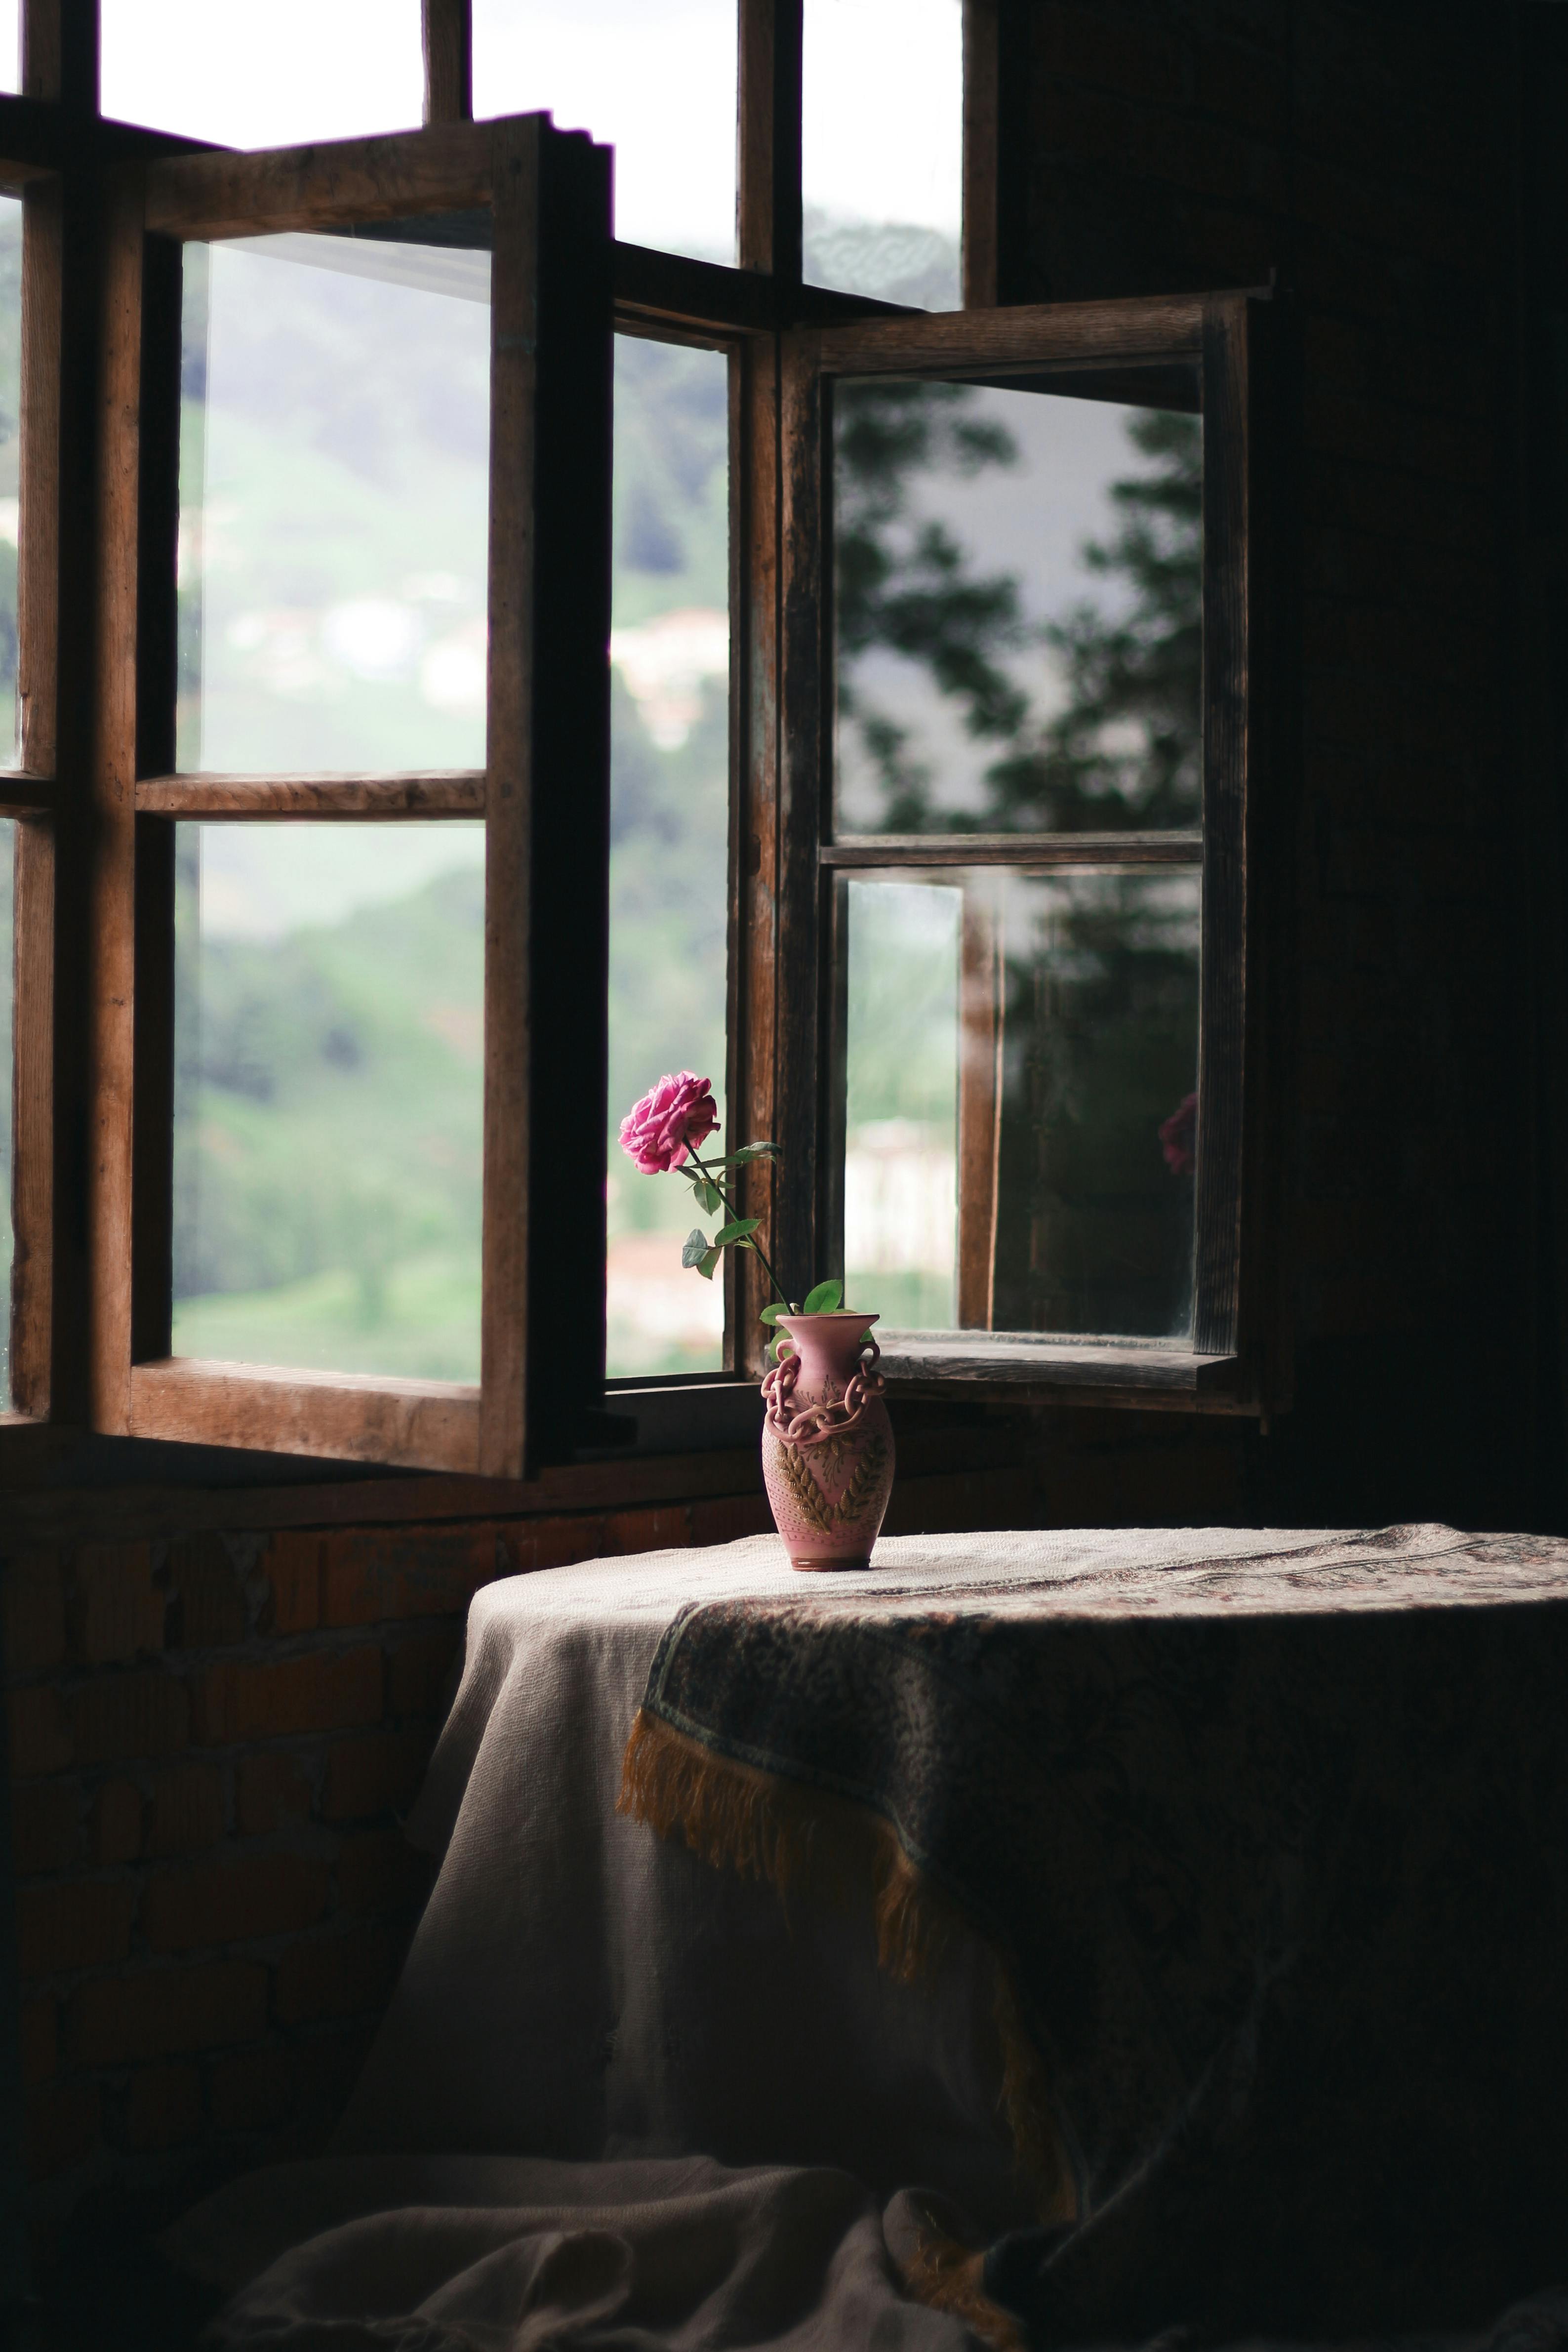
left=685, top=1148, right=793, bottom=1313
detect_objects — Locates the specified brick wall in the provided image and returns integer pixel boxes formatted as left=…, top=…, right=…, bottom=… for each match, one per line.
left=3, top=1445, right=1035, bottom=2255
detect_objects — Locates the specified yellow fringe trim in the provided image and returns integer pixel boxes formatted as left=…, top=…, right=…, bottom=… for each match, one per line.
left=899, top=2231, right=1027, bottom=2352
left=618, top=1706, right=1078, bottom=2336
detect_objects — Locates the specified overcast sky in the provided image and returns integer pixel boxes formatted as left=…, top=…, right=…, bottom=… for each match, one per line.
left=86, top=0, right=959, bottom=261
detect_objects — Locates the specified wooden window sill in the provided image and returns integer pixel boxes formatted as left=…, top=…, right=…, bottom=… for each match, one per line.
left=877, top=1333, right=1254, bottom=1413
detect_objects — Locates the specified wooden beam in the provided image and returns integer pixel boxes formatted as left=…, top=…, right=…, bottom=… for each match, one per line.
left=135, top=770, right=487, bottom=818
left=820, top=832, right=1205, bottom=868
left=128, top=1358, right=482, bottom=1471
left=804, top=294, right=1207, bottom=378
left=86, top=166, right=146, bottom=1434
left=145, top=122, right=494, bottom=241
left=422, top=0, right=473, bottom=126
left=21, top=0, right=96, bottom=115
left=738, top=0, right=800, bottom=284
left=962, top=0, right=999, bottom=309
left=479, top=117, right=538, bottom=1479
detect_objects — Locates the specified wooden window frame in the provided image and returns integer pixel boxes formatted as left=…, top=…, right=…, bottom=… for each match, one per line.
left=90, top=116, right=612, bottom=1479
left=0, top=0, right=1282, bottom=1481
left=739, top=292, right=1279, bottom=1415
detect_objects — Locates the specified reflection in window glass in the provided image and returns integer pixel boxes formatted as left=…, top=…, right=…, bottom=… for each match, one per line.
left=834, top=381, right=1203, bottom=835
left=803, top=0, right=961, bottom=308
left=172, top=823, right=484, bottom=1379
left=844, top=881, right=959, bottom=1332
left=606, top=335, right=730, bottom=1378
left=102, top=0, right=421, bottom=147
left=474, top=0, right=736, bottom=262
left=842, top=867, right=1199, bottom=1343
left=179, top=230, right=490, bottom=775
left=0, top=821, right=12, bottom=1407
left=0, top=192, right=19, bottom=767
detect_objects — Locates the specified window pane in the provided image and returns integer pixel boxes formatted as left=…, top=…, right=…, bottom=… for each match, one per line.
left=0, top=821, right=12, bottom=1407
left=803, top=0, right=961, bottom=308
left=102, top=0, right=421, bottom=146
left=0, top=4, right=15, bottom=98
left=179, top=228, right=490, bottom=776
left=173, top=823, right=484, bottom=1380
left=844, top=880, right=959, bottom=1331
left=833, top=379, right=1203, bottom=835
left=842, top=866, right=1200, bottom=1343
left=474, top=0, right=736, bottom=263
left=607, top=335, right=730, bottom=1377
left=0, top=191, right=18, bottom=768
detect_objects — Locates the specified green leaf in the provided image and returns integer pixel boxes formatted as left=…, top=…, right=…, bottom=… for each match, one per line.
left=698, top=1180, right=723, bottom=1215
left=803, top=1278, right=844, bottom=1313
left=731, top=1140, right=782, bottom=1163
left=758, top=1301, right=788, bottom=1326
left=680, top=1229, right=711, bottom=1270
left=697, top=1247, right=722, bottom=1280
left=713, top=1217, right=760, bottom=1247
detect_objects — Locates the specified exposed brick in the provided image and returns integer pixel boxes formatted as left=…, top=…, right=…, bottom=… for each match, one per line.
left=69, top=1961, right=269, bottom=2063
left=18, top=1879, right=137, bottom=1978
left=386, top=1631, right=460, bottom=1719
left=144, top=1852, right=331, bottom=1954
left=336, top=1827, right=431, bottom=1916
left=123, top=2064, right=203, bottom=2152
left=321, top=1526, right=497, bottom=1630
left=499, top=1514, right=607, bottom=1577
left=68, top=1542, right=166, bottom=1665
left=264, top=1533, right=324, bottom=1635
left=604, top=1504, right=693, bottom=1556
left=146, top=1763, right=226, bottom=1857
left=236, top=1751, right=314, bottom=1837
left=92, top=1778, right=144, bottom=1866
left=167, top=1533, right=249, bottom=1648
left=208, top=2044, right=296, bottom=2133
left=20, top=1996, right=56, bottom=2084
left=12, top=1782, right=81, bottom=1875
left=274, top=1924, right=397, bottom=2027
left=72, top=1670, right=189, bottom=1766
left=688, top=1493, right=772, bottom=1547
left=4, top=1549, right=66, bottom=1673
left=194, top=1648, right=382, bottom=1746
left=9, top=1685, right=73, bottom=1779
left=27, top=2079, right=100, bottom=2181
left=322, top=1730, right=431, bottom=1823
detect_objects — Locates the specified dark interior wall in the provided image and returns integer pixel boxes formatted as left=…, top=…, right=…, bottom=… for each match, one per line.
left=1009, top=0, right=1551, bottom=1535
left=2, top=0, right=1563, bottom=2278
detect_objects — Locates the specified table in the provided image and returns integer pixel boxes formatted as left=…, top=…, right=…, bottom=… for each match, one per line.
left=166, top=1525, right=1568, bottom=2350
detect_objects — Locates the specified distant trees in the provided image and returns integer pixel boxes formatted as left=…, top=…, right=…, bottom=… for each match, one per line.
left=834, top=385, right=1203, bottom=833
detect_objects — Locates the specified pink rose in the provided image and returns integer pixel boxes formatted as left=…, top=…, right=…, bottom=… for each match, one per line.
left=619, top=1071, right=720, bottom=1174
left=1159, top=1091, right=1198, bottom=1176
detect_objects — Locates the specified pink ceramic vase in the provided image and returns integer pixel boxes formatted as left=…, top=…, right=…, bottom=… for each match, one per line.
left=760, top=1312, right=895, bottom=1571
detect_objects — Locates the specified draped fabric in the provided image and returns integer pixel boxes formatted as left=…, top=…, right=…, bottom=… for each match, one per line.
left=620, top=1525, right=1568, bottom=2344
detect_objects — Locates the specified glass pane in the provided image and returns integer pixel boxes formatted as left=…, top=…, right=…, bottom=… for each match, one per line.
left=173, top=823, right=484, bottom=1379
left=834, top=379, right=1203, bottom=835
left=0, top=2, right=15, bottom=96
left=474, top=0, right=736, bottom=263
left=606, top=335, right=730, bottom=1377
left=0, top=822, right=12, bottom=1407
left=842, top=866, right=1200, bottom=1343
left=102, top=0, right=421, bottom=146
left=179, top=228, right=490, bottom=775
left=803, top=0, right=961, bottom=308
left=844, top=881, right=959, bottom=1331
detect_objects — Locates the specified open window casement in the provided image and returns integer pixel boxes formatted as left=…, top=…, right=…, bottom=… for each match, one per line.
left=748, top=292, right=1275, bottom=1412
left=88, top=117, right=613, bottom=1477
